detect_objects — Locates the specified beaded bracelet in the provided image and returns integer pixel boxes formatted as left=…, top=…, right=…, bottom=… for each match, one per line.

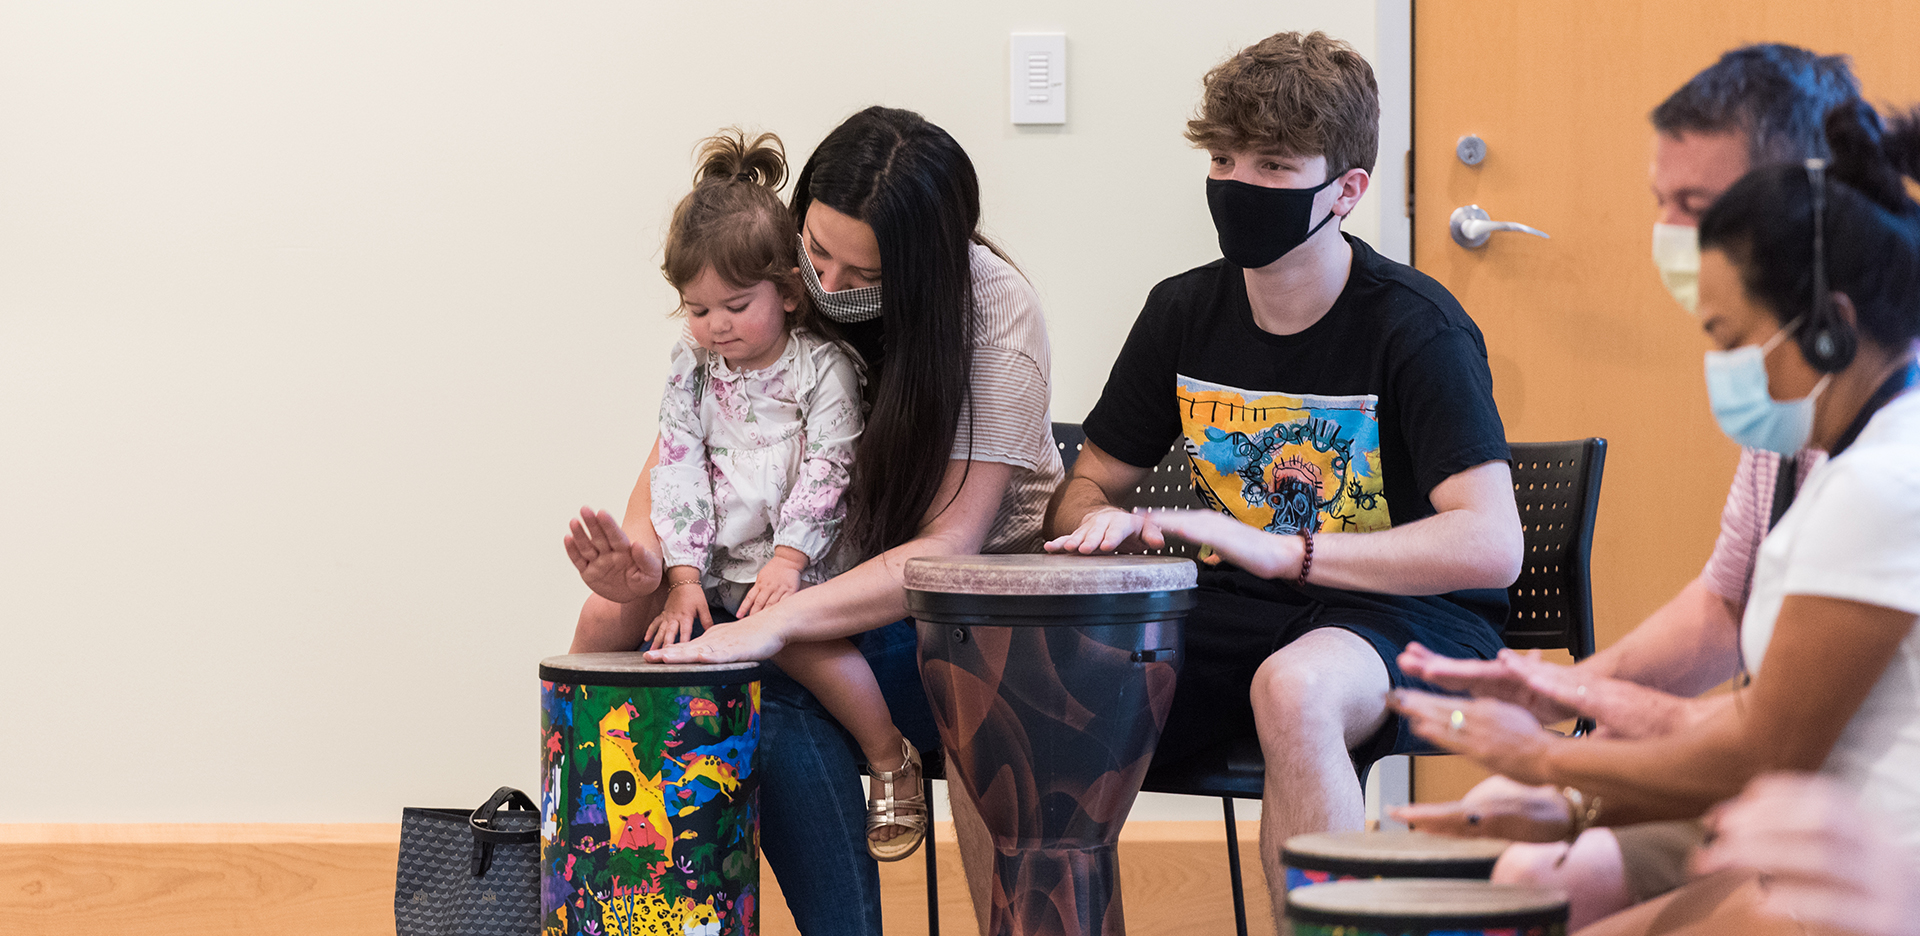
left=1297, top=527, right=1315, bottom=585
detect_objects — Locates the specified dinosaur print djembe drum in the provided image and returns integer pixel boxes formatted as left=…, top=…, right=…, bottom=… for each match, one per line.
left=1281, top=830, right=1511, bottom=890
left=908, top=554, right=1197, bottom=936
left=538, top=655, right=765, bottom=936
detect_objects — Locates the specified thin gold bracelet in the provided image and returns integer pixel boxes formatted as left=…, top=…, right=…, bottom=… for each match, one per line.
left=667, top=580, right=704, bottom=590
left=1558, top=786, right=1602, bottom=842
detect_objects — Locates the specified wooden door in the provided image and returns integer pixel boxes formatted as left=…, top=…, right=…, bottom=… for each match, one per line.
left=1411, top=0, right=1920, bottom=802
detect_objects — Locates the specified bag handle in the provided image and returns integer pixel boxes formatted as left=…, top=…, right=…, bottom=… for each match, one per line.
left=468, top=786, right=538, bottom=876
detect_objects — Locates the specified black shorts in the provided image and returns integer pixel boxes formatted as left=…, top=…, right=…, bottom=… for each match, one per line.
left=1149, top=566, right=1504, bottom=771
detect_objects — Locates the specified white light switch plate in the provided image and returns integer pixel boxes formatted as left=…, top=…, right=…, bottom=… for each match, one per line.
left=1011, top=33, right=1066, bottom=125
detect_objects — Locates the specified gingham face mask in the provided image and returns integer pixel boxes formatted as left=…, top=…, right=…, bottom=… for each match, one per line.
left=797, top=234, right=883, bottom=323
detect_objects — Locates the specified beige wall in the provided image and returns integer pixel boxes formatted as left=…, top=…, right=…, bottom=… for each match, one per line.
left=0, top=1, right=1408, bottom=822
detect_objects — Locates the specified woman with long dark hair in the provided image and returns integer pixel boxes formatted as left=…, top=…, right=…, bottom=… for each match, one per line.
left=568, top=106, right=1063, bottom=933
left=1387, top=99, right=1920, bottom=934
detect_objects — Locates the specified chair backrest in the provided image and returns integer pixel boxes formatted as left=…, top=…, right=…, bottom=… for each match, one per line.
left=1052, top=422, right=1202, bottom=560
left=1051, top=424, right=1607, bottom=661
left=1503, top=439, right=1606, bottom=660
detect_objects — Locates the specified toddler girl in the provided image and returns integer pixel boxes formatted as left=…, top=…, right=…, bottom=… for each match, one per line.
left=566, top=129, right=925, bottom=860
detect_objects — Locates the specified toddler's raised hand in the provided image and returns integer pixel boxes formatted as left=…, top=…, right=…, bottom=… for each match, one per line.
left=565, top=507, right=663, bottom=603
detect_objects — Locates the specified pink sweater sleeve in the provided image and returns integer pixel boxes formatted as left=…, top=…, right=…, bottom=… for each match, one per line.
left=1700, top=447, right=1827, bottom=608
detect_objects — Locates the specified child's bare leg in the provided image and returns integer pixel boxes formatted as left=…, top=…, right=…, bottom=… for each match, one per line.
left=771, top=638, right=918, bottom=842
left=570, top=589, right=667, bottom=653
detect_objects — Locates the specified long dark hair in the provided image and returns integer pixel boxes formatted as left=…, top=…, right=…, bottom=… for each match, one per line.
left=1700, top=101, right=1920, bottom=369
left=792, top=106, right=993, bottom=556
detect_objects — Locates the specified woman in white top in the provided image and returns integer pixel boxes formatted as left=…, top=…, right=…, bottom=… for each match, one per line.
left=1388, top=100, right=1920, bottom=932
left=566, top=106, right=1062, bottom=935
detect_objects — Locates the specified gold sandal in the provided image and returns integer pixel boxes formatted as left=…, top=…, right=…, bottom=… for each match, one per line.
left=865, top=737, right=929, bottom=862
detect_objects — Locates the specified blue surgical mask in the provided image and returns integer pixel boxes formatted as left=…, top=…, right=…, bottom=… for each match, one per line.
left=1704, top=319, right=1831, bottom=455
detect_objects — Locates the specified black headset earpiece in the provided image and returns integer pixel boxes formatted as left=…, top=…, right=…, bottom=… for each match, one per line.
left=1801, top=158, right=1859, bottom=373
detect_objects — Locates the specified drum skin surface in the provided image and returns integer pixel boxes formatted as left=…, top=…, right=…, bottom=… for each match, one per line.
left=1286, top=879, right=1568, bottom=936
left=1281, top=830, right=1511, bottom=889
left=910, top=555, right=1195, bottom=936
left=538, top=655, right=765, bottom=936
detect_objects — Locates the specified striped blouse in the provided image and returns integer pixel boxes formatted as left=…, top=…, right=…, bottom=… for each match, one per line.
left=954, top=242, right=1064, bottom=554
left=1701, top=445, right=1828, bottom=609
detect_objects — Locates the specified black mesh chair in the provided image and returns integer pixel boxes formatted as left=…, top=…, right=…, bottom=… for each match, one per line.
left=1054, top=425, right=1606, bottom=936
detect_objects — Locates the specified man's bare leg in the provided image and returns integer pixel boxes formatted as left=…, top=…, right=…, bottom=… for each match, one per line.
left=1249, top=627, right=1391, bottom=933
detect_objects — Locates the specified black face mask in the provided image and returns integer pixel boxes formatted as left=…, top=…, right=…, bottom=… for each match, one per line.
left=1206, top=175, right=1340, bottom=269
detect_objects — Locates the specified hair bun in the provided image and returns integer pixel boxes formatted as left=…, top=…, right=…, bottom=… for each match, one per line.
left=694, top=128, right=788, bottom=191
left=1825, top=101, right=1915, bottom=214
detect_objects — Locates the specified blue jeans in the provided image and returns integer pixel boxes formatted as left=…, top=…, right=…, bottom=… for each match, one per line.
left=756, top=618, right=940, bottom=935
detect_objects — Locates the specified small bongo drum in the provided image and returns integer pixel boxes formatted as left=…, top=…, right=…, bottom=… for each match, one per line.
left=1282, top=831, right=1511, bottom=890
left=538, top=654, right=765, bottom=936
left=1287, top=879, right=1569, bottom=936
left=908, top=554, right=1197, bottom=936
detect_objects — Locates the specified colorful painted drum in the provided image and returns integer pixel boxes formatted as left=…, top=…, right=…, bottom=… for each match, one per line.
left=538, top=654, right=765, bottom=936
left=908, top=554, right=1197, bottom=936
left=1282, top=831, right=1511, bottom=890
left=1287, top=879, right=1568, bottom=936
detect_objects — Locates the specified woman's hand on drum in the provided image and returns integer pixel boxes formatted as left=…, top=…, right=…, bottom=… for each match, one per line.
left=565, top=507, right=664, bottom=603
left=1146, top=509, right=1305, bottom=579
left=1391, top=774, right=1574, bottom=843
left=645, top=614, right=785, bottom=665
left=647, top=574, right=714, bottom=650
left=1694, top=773, right=1920, bottom=936
left=1388, top=689, right=1555, bottom=784
left=1044, top=506, right=1155, bottom=554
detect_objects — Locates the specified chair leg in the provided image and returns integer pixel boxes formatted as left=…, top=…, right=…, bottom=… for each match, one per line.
left=1222, top=796, right=1248, bottom=936
left=925, top=775, right=939, bottom=936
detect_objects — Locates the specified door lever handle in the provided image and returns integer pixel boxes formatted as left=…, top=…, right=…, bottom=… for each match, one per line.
left=1450, top=204, right=1550, bottom=249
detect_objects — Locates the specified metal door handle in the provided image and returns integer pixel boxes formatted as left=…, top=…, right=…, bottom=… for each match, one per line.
left=1450, top=205, right=1550, bottom=249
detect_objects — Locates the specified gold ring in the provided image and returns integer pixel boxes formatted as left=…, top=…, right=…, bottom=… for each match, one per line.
left=1449, top=709, right=1466, bottom=732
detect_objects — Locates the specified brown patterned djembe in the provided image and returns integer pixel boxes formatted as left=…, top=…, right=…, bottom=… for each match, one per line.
left=907, top=554, right=1196, bottom=936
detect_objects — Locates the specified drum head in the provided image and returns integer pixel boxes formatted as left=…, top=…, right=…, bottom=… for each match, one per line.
left=539, top=653, right=766, bottom=687
left=904, top=554, right=1196, bottom=596
left=1283, top=831, right=1509, bottom=877
left=1287, top=879, right=1568, bottom=930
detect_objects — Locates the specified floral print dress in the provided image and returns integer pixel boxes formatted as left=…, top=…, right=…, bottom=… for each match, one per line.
left=650, top=329, right=863, bottom=611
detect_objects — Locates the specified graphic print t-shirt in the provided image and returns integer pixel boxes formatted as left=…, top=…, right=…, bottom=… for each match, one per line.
left=1084, top=235, right=1510, bottom=625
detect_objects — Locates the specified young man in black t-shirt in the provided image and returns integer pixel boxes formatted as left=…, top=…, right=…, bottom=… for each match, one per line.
left=1047, top=31, right=1522, bottom=909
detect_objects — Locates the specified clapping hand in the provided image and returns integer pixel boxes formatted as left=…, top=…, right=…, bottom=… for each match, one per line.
left=1387, top=688, right=1555, bottom=784
left=1695, top=773, right=1920, bottom=936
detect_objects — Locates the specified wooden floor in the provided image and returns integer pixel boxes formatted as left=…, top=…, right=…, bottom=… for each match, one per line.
left=0, top=820, right=1272, bottom=935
